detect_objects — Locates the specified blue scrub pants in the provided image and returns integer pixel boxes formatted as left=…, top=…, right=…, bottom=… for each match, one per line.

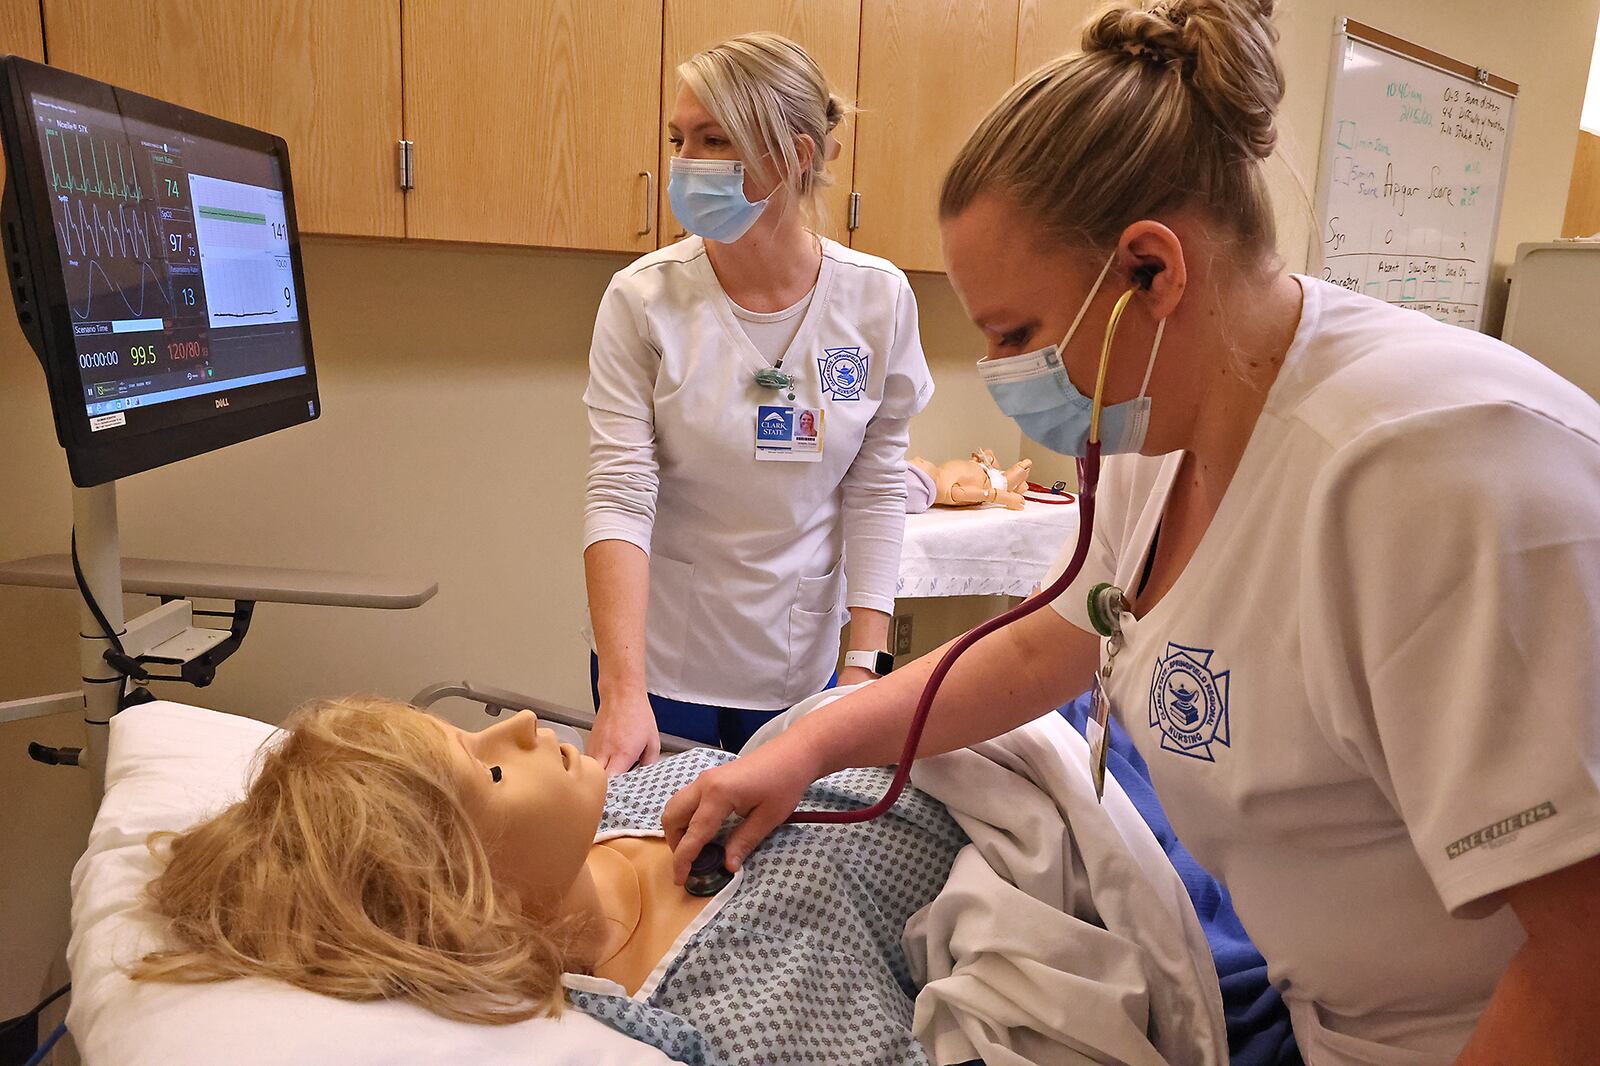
left=588, top=654, right=832, bottom=753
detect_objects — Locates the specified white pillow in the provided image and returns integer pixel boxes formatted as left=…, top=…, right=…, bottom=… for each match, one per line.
left=67, top=701, right=671, bottom=1066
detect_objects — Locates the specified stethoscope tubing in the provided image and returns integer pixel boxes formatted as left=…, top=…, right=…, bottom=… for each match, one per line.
left=784, top=287, right=1138, bottom=825
left=785, top=440, right=1103, bottom=824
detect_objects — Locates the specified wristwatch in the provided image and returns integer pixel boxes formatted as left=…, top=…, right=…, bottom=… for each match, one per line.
left=843, top=650, right=895, bottom=677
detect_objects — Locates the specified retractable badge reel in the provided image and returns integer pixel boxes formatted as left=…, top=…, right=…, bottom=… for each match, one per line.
left=1086, top=582, right=1128, bottom=802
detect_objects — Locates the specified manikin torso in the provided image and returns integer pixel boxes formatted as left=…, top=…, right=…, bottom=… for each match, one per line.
left=584, top=837, right=713, bottom=994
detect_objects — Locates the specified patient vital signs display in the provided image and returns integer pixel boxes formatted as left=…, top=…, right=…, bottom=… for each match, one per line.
left=37, top=94, right=304, bottom=423
left=0, top=56, right=318, bottom=484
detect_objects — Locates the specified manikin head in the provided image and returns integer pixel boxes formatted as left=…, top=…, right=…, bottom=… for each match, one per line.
left=131, top=696, right=607, bottom=1023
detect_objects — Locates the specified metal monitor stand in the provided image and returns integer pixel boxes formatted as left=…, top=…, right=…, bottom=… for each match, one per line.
left=72, top=481, right=124, bottom=787
left=0, top=482, right=123, bottom=798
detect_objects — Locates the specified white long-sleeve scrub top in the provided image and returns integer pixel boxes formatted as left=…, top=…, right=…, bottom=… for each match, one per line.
left=1049, top=276, right=1600, bottom=1063
left=583, top=236, right=933, bottom=711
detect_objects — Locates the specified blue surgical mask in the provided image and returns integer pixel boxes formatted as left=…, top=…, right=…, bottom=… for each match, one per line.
left=668, top=157, right=770, bottom=243
left=977, top=255, right=1167, bottom=457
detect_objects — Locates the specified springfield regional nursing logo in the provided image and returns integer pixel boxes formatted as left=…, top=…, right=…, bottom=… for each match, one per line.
left=1149, top=643, right=1231, bottom=762
left=818, top=346, right=867, bottom=400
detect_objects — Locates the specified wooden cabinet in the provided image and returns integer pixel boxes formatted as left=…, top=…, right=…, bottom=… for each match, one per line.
left=657, top=0, right=861, bottom=246
left=851, top=0, right=1018, bottom=272
left=0, top=0, right=44, bottom=194
left=1015, top=0, right=1097, bottom=77
left=403, top=0, right=662, bottom=253
left=1564, top=131, right=1600, bottom=239
left=43, top=0, right=404, bottom=238
left=0, top=1, right=43, bottom=64
left=29, top=1, right=1045, bottom=265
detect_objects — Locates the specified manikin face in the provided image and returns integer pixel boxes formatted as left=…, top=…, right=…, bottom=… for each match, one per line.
left=435, top=711, right=608, bottom=911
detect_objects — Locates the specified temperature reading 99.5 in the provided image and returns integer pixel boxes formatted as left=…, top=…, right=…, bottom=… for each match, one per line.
left=128, top=344, right=158, bottom=367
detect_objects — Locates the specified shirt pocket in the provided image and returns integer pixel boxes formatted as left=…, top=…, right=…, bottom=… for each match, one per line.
left=786, top=558, right=845, bottom=700
left=646, top=552, right=697, bottom=695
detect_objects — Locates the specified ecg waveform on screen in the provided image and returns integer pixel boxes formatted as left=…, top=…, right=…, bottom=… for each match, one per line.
left=66, top=258, right=173, bottom=321
left=54, top=198, right=162, bottom=260
left=43, top=127, right=142, bottom=201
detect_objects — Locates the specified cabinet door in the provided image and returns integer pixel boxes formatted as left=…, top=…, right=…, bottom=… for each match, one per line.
left=0, top=0, right=44, bottom=193
left=43, top=0, right=404, bottom=238
left=404, top=0, right=662, bottom=252
left=658, top=0, right=861, bottom=246
left=1016, top=0, right=1097, bottom=77
left=852, top=0, right=1018, bottom=272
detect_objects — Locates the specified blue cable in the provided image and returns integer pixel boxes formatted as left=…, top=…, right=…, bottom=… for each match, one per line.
left=24, top=1021, right=66, bottom=1066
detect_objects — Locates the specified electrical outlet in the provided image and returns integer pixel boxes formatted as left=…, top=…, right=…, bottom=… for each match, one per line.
left=892, top=614, right=914, bottom=656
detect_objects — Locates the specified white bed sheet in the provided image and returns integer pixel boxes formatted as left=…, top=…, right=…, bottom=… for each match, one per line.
left=67, top=701, right=672, bottom=1066
left=898, top=501, right=1080, bottom=599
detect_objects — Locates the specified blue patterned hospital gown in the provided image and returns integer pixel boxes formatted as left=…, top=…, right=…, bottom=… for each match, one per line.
left=566, top=747, right=966, bottom=1065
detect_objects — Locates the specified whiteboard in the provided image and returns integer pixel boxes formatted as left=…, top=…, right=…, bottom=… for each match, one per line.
left=1310, top=19, right=1518, bottom=332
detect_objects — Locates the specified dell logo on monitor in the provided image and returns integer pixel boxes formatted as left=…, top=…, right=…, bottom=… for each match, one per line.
left=215, top=397, right=229, bottom=408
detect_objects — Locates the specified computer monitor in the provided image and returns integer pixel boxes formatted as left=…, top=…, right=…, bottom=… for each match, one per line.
left=0, top=56, right=319, bottom=486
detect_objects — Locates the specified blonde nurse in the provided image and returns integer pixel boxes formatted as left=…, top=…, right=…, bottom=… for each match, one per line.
left=665, top=2, right=1600, bottom=1062
left=583, top=34, right=931, bottom=772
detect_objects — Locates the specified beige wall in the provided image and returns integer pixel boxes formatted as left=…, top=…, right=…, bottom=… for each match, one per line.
left=2, top=0, right=1595, bottom=1022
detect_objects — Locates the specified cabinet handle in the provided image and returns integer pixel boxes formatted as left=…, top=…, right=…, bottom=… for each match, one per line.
left=638, top=171, right=655, bottom=236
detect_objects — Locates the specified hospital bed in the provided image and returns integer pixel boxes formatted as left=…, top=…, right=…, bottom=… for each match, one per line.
left=63, top=690, right=1299, bottom=1066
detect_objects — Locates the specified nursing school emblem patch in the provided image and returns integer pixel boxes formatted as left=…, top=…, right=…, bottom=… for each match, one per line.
left=1149, top=643, right=1231, bottom=762
left=818, top=346, right=868, bottom=401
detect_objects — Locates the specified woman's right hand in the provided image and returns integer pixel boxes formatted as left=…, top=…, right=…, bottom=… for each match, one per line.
left=588, top=692, right=661, bottom=775
left=662, top=731, right=825, bottom=884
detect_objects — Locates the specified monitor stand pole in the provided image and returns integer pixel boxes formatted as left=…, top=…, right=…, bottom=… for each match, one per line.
left=0, top=482, right=122, bottom=800
left=73, top=481, right=124, bottom=790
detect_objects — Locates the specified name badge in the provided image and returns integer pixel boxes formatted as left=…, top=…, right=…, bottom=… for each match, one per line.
left=755, top=404, right=823, bottom=462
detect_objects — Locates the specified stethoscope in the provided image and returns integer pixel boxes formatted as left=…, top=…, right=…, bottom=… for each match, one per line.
left=685, top=287, right=1142, bottom=895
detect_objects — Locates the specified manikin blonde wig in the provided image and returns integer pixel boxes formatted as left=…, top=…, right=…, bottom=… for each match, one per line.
left=130, top=696, right=590, bottom=1024
left=678, top=32, right=850, bottom=225
left=942, top=0, right=1285, bottom=264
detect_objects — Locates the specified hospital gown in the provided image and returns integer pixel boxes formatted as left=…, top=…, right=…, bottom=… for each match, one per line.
left=566, top=747, right=966, bottom=1065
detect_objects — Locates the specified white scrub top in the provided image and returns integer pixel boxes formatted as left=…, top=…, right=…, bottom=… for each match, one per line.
left=1051, top=276, right=1600, bottom=1063
left=584, top=236, right=933, bottom=710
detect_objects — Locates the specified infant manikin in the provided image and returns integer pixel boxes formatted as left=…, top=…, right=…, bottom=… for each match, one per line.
left=908, top=448, right=1033, bottom=511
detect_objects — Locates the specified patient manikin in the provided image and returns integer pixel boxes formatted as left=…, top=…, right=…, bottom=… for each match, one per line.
left=909, top=449, right=1033, bottom=511
left=132, top=697, right=964, bottom=1063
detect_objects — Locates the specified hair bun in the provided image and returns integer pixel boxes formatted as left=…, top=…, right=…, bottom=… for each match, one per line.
left=825, top=93, right=847, bottom=131
left=1083, top=0, right=1283, bottom=161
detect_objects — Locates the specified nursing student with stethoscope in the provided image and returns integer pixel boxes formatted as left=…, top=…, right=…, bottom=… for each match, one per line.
left=582, top=33, right=932, bottom=773
left=664, top=2, right=1600, bottom=1062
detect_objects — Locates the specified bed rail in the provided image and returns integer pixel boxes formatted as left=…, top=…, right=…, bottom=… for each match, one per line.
left=410, top=681, right=707, bottom=755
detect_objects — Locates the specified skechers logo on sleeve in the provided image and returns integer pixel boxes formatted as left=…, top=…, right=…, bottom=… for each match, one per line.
left=1445, top=802, right=1557, bottom=860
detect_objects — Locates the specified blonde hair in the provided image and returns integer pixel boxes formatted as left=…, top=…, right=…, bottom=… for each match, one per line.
left=130, top=696, right=590, bottom=1024
left=941, top=0, right=1285, bottom=264
left=678, top=32, right=850, bottom=224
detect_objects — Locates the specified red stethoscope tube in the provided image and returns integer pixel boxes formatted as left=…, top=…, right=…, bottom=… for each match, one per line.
left=785, top=441, right=1103, bottom=824
left=1024, top=482, right=1077, bottom=505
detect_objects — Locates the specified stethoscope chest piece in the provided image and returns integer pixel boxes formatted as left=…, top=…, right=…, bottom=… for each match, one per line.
left=685, top=841, right=735, bottom=897
left=1086, top=582, right=1128, bottom=638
